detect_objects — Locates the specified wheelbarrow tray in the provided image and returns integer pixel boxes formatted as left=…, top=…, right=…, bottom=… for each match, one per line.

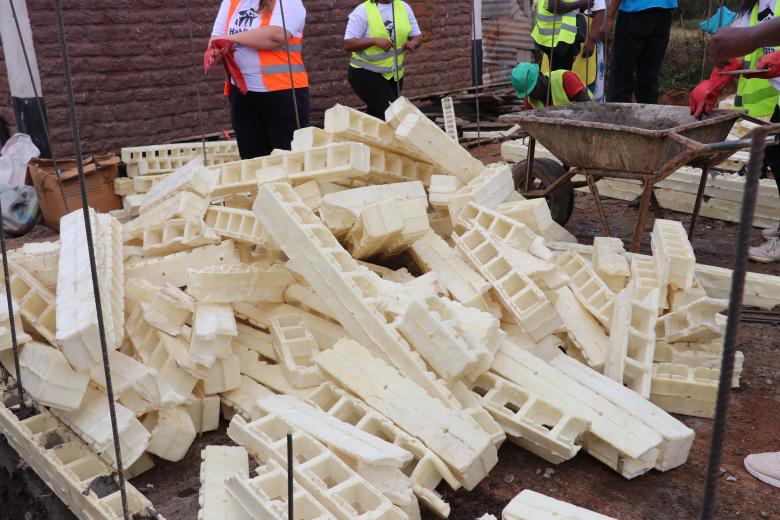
left=512, top=103, right=742, bottom=174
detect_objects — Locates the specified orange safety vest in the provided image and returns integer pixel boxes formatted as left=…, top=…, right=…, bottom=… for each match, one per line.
left=223, top=0, right=308, bottom=94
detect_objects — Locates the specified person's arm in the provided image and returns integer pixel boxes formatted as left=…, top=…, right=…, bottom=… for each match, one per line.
left=402, top=34, right=423, bottom=52
left=546, top=0, right=593, bottom=14
left=601, top=0, right=623, bottom=36
left=710, top=18, right=780, bottom=65
left=582, top=10, right=605, bottom=57
left=344, top=38, right=393, bottom=52
left=220, top=26, right=291, bottom=50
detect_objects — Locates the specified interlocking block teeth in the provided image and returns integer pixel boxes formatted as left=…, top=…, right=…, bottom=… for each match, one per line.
left=307, top=382, right=458, bottom=517
left=448, top=165, right=515, bottom=224
left=592, top=237, right=629, bottom=292
left=270, top=314, right=325, bottom=389
left=125, top=240, right=241, bottom=288
left=234, top=301, right=344, bottom=350
left=56, top=210, right=124, bottom=372
left=255, top=142, right=373, bottom=185
left=650, top=363, right=719, bottom=418
left=18, top=341, right=88, bottom=411
left=0, top=293, right=30, bottom=351
left=123, top=191, right=209, bottom=242
left=651, top=219, right=697, bottom=291
left=204, top=206, right=275, bottom=247
left=253, top=182, right=455, bottom=407
left=386, top=97, right=485, bottom=183
left=654, top=340, right=743, bottom=388
left=228, top=413, right=405, bottom=519
left=6, top=259, right=57, bottom=345
left=630, top=256, right=668, bottom=311
left=554, top=250, right=615, bottom=330
left=133, top=218, right=219, bottom=256
left=139, top=156, right=219, bottom=213
left=121, top=141, right=239, bottom=176
left=199, top=445, right=249, bottom=520
left=186, top=264, right=294, bottom=304
left=291, top=126, right=339, bottom=151
left=472, top=373, right=589, bottom=464
left=315, top=338, right=499, bottom=490
left=453, top=226, right=561, bottom=341
left=503, top=490, right=617, bottom=520
left=7, top=240, right=60, bottom=290
left=496, top=199, right=577, bottom=243
left=190, top=303, right=238, bottom=366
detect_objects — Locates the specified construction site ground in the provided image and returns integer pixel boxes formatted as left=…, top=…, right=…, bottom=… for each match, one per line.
left=0, top=142, right=778, bottom=520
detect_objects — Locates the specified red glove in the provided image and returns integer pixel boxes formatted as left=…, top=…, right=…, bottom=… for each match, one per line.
left=690, top=58, right=742, bottom=118
left=745, top=51, right=780, bottom=79
left=204, top=39, right=248, bottom=95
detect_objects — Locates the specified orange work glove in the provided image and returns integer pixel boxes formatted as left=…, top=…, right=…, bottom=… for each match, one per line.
left=745, top=51, right=780, bottom=79
left=690, top=58, right=742, bottom=118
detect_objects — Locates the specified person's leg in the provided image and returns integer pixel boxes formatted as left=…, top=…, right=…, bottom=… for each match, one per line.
left=634, top=8, right=673, bottom=104
left=229, top=89, right=268, bottom=160
left=749, top=104, right=780, bottom=261
left=349, top=67, right=397, bottom=120
left=607, top=11, right=644, bottom=102
left=260, top=88, right=308, bottom=153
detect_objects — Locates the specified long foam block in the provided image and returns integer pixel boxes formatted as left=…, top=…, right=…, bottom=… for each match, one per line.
left=186, top=264, right=294, bottom=303
left=503, top=490, right=617, bottom=520
left=199, top=445, right=249, bottom=520
left=139, top=156, right=219, bottom=213
left=125, top=240, right=240, bottom=287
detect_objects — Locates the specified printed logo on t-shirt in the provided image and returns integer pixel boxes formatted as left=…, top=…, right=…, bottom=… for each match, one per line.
left=231, top=8, right=259, bottom=34
left=384, top=20, right=395, bottom=40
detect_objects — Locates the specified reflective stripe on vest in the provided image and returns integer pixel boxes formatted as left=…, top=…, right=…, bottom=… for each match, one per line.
left=735, top=0, right=780, bottom=117
left=528, top=70, right=590, bottom=108
left=531, top=0, right=578, bottom=47
left=349, top=0, right=411, bottom=81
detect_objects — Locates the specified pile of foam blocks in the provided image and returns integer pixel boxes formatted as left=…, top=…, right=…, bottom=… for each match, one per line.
left=2, top=97, right=779, bottom=520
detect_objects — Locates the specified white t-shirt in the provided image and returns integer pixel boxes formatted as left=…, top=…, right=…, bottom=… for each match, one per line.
left=344, top=2, right=422, bottom=41
left=212, top=0, right=306, bottom=92
left=735, top=0, right=780, bottom=93
left=588, top=0, right=606, bottom=14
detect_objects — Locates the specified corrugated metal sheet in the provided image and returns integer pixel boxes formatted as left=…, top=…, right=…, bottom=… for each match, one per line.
left=482, top=0, right=534, bottom=83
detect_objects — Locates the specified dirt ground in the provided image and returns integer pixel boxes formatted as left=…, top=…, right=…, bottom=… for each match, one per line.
left=0, top=146, right=779, bottom=519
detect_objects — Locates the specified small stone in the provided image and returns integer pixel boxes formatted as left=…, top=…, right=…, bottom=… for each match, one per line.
left=146, top=483, right=155, bottom=489
left=725, top=475, right=738, bottom=482
left=760, top=512, right=769, bottom=518
left=503, top=474, right=515, bottom=484
left=719, top=467, right=726, bottom=474
left=543, top=468, right=555, bottom=479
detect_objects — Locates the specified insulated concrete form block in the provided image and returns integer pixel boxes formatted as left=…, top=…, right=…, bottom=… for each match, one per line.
left=125, top=240, right=240, bottom=288
left=126, top=278, right=195, bottom=336
left=284, top=284, right=339, bottom=323
left=121, top=141, right=239, bottom=176
left=136, top=219, right=219, bottom=256
left=202, top=355, right=242, bottom=395
left=143, top=406, right=197, bottom=462
left=234, top=322, right=276, bottom=361
left=650, top=363, right=719, bottom=418
left=228, top=414, right=405, bottom=519
left=651, top=219, right=696, bottom=290
left=234, top=302, right=344, bottom=350
left=0, top=294, right=30, bottom=352
left=269, top=314, right=325, bottom=389
left=7, top=240, right=60, bottom=290
left=225, top=460, right=335, bottom=520
left=363, top=145, right=435, bottom=185
left=695, top=263, right=780, bottom=310
left=315, top=339, right=498, bottom=490
left=294, top=179, right=323, bottom=210
left=88, top=350, right=183, bottom=409
left=5, top=261, right=57, bottom=344
left=441, top=96, right=458, bottom=142
left=592, top=237, right=629, bottom=292
left=346, top=199, right=404, bottom=260
left=307, top=382, right=458, bottom=517
left=114, top=176, right=135, bottom=196
left=472, top=373, right=589, bottom=464
left=549, top=287, right=608, bottom=370
left=630, top=256, right=668, bottom=311
left=199, top=445, right=249, bottom=520
left=291, top=126, right=339, bottom=151
left=554, top=250, right=615, bottom=330
left=453, top=226, right=561, bottom=341
left=221, top=375, right=274, bottom=421
left=654, top=341, right=743, bottom=388
left=657, top=296, right=727, bottom=343
left=257, top=143, right=373, bottom=185
left=188, top=387, right=222, bottom=433
left=123, top=191, right=209, bottom=241
left=456, top=202, right=552, bottom=260
left=210, top=156, right=267, bottom=198
left=503, top=490, right=617, bottom=520
left=448, top=165, right=515, bottom=224
left=492, top=342, right=663, bottom=479
left=186, top=264, right=294, bottom=304
left=53, top=387, right=151, bottom=469
left=56, top=210, right=124, bottom=372
left=428, top=175, right=464, bottom=210
left=241, top=359, right=317, bottom=400
left=253, top=183, right=455, bottom=406
left=140, top=156, right=219, bottom=213
left=190, top=303, right=238, bottom=366
left=386, top=98, right=485, bottom=183
left=132, top=173, right=167, bottom=194
left=550, top=354, right=694, bottom=471
left=18, top=341, right=88, bottom=411
left=204, top=206, right=274, bottom=247
left=496, top=199, right=577, bottom=243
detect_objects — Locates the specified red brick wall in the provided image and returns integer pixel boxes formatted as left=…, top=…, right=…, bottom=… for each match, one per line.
left=0, top=43, right=15, bottom=136
left=0, top=0, right=472, bottom=156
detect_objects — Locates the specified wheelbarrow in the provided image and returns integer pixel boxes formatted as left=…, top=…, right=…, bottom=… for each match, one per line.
left=503, top=103, right=778, bottom=252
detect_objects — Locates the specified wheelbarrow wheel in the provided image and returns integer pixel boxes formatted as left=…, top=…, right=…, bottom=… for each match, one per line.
left=511, top=158, right=574, bottom=226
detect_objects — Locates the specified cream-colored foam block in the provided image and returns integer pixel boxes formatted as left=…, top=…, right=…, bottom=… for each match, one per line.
left=123, top=191, right=209, bottom=241
left=121, top=140, right=239, bottom=175
left=269, top=314, right=325, bottom=389
left=190, top=303, right=238, bottom=366
left=364, top=144, right=434, bottom=185
left=7, top=240, right=59, bottom=290
left=284, top=284, right=339, bottom=323
left=90, top=350, right=184, bottom=408
left=253, top=183, right=455, bottom=407
left=554, top=250, right=615, bottom=330
left=668, top=276, right=708, bottom=311
left=221, top=375, right=274, bottom=421
left=549, top=287, right=607, bottom=370
left=210, top=156, right=272, bottom=198
left=115, top=176, right=135, bottom=196
left=143, top=406, right=196, bottom=462
left=654, top=341, right=743, bottom=388
left=203, top=206, right=275, bottom=248
left=0, top=294, right=30, bottom=352
left=651, top=219, right=696, bottom=291
left=656, top=296, right=727, bottom=343
left=503, top=490, right=617, bottom=520
left=428, top=175, right=464, bottom=210
left=630, top=256, right=668, bottom=311
left=140, top=156, right=219, bottom=213
left=132, top=173, right=167, bottom=194
left=293, top=179, right=323, bottom=211
left=291, top=126, right=339, bottom=151
left=186, top=264, right=295, bottom=304
left=695, top=263, right=780, bottom=310
left=496, top=199, right=577, bottom=243
left=202, top=355, right=242, bottom=395
left=5, top=260, right=57, bottom=345
left=346, top=199, right=404, bottom=260
left=453, top=226, right=562, bottom=342
left=52, top=386, right=150, bottom=469
left=18, top=342, right=88, bottom=411
left=315, top=339, right=498, bottom=490
left=592, top=237, right=629, bottom=292
left=199, top=445, right=249, bottom=520
left=650, top=363, right=719, bottom=418
left=233, top=322, right=276, bottom=361
left=126, top=278, right=195, bottom=336
left=56, top=210, right=124, bottom=372
left=188, top=387, right=222, bottom=433
left=448, top=165, right=515, bottom=224
left=386, top=98, right=484, bottom=183
left=240, top=358, right=317, bottom=401
left=257, top=142, right=373, bottom=185
left=550, top=354, right=694, bottom=471
left=134, top=218, right=219, bottom=256
left=125, top=240, right=240, bottom=288
left=457, top=202, right=552, bottom=260
left=234, top=302, right=344, bottom=350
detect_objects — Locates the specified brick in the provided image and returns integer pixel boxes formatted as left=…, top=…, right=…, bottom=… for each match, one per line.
left=7, top=240, right=60, bottom=290
left=448, top=165, right=515, bottom=224
left=190, top=303, right=237, bottom=366
left=651, top=219, right=696, bottom=291
left=143, top=406, right=196, bottom=462
left=549, top=287, right=608, bottom=371
left=554, top=251, right=615, bottom=330
left=315, top=339, right=498, bottom=490
left=122, top=191, right=209, bottom=241
left=650, top=363, right=719, bottom=418
left=592, top=237, right=629, bottom=292
left=270, top=315, right=325, bottom=389
left=503, top=490, right=617, bottom=520
left=186, top=264, right=294, bottom=304
left=203, top=206, right=275, bottom=247
left=656, top=296, right=727, bottom=343
left=18, top=341, right=88, bottom=412
left=496, top=199, right=577, bottom=243
left=199, top=445, right=249, bottom=520
left=56, top=210, right=124, bottom=372
left=134, top=218, right=219, bottom=256
left=125, top=240, right=240, bottom=287
left=139, top=156, right=219, bottom=213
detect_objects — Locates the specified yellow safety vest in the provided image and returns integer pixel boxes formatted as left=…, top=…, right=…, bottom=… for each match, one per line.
left=350, top=0, right=412, bottom=81
left=531, top=0, right=578, bottom=48
left=735, top=0, right=780, bottom=117
left=528, top=70, right=591, bottom=108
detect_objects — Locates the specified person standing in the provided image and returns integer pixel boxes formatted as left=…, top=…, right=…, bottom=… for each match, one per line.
left=344, top=0, right=423, bottom=120
left=532, top=0, right=593, bottom=72
left=604, top=0, right=676, bottom=103
left=733, top=0, right=780, bottom=117
left=208, top=0, right=309, bottom=160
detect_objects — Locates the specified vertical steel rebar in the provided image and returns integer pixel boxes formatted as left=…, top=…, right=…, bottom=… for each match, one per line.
left=183, top=0, right=209, bottom=162
left=0, top=201, right=25, bottom=412
left=287, top=432, right=294, bottom=520
left=278, top=0, right=302, bottom=130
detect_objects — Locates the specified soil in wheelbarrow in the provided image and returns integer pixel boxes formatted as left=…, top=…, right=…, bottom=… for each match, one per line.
left=535, top=103, right=704, bottom=131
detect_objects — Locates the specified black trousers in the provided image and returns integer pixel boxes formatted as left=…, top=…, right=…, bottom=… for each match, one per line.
left=536, top=41, right=580, bottom=72
left=764, top=105, right=780, bottom=197
left=607, top=8, right=673, bottom=104
left=348, top=66, right=404, bottom=120
left=229, top=87, right=310, bottom=160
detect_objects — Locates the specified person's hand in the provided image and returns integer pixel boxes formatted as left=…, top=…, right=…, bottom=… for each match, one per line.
left=690, top=80, right=722, bottom=118
left=745, top=51, right=780, bottom=78
left=709, top=26, right=762, bottom=66
left=204, top=40, right=230, bottom=72
left=402, top=41, right=418, bottom=52
left=582, top=37, right=595, bottom=58
left=600, top=15, right=614, bottom=39
left=373, top=38, right=393, bottom=51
